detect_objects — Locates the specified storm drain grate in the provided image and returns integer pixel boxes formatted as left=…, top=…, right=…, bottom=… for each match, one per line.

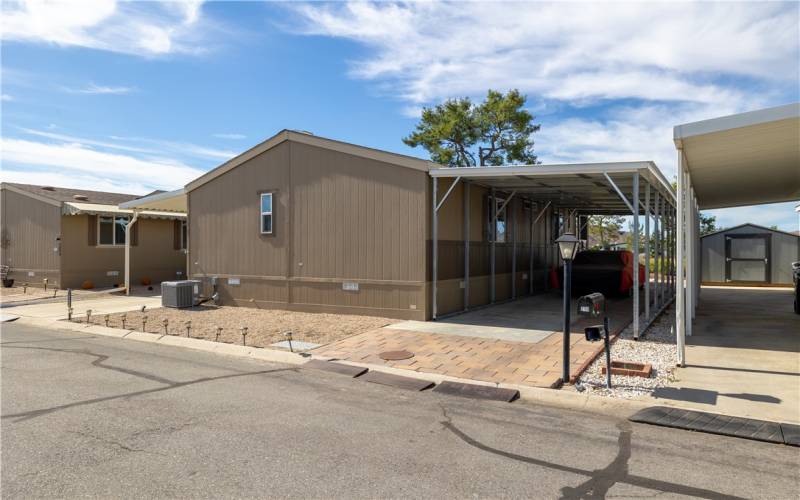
left=629, top=406, right=797, bottom=446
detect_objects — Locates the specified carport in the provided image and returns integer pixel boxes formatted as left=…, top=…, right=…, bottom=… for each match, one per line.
left=119, top=188, right=188, bottom=295
left=671, top=103, right=800, bottom=422
left=429, top=161, right=678, bottom=341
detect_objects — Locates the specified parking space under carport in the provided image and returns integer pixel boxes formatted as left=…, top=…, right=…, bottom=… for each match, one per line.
left=658, top=286, right=800, bottom=423
left=670, top=103, right=799, bottom=422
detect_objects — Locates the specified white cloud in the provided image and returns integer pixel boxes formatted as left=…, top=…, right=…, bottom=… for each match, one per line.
left=0, top=137, right=205, bottom=192
left=1, top=0, right=209, bottom=56
left=63, top=83, right=136, bottom=95
left=289, top=2, right=798, bottom=105
left=213, top=133, right=247, bottom=140
left=1, top=94, right=13, bottom=101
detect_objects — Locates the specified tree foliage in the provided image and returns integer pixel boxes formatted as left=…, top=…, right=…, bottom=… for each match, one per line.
left=403, top=89, right=540, bottom=167
left=699, top=213, right=717, bottom=235
left=588, top=215, right=625, bottom=249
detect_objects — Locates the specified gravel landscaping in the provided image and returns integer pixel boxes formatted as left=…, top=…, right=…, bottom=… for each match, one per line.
left=573, top=305, right=678, bottom=399
left=70, top=305, right=399, bottom=350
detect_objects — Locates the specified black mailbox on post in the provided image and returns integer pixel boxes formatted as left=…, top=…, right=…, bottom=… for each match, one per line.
left=577, top=292, right=605, bottom=318
left=577, top=292, right=612, bottom=389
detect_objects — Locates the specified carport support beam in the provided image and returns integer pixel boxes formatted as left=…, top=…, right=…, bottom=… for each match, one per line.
left=676, top=151, right=686, bottom=366
left=686, top=176, right=694, bottom=337
left=512, top=199, right=517, bottom=299
left=463, top=181, right=470, bottom=311
left=645, top=182, right=651, bottom=322
left=432, top=176, right=438, bottom=320
left=124, top=210, right=140, bottom=296
left=490, top=188, right=496, bottom=304
left=632, top=172, right=640, bottom=340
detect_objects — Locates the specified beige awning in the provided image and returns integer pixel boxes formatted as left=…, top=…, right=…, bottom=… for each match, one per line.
left=673, top=103, right=800, bottom=209
left=118, top=188, right=187, bottom=213
left=63, top=201, right=186, bottom=219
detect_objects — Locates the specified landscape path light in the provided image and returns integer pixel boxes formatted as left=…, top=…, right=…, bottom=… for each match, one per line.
left=185, top=320, right=192, bottom=337
left=241, top=326, right=249, bottom=346
left=85, top=309, right=93, bottom=325
left=216, top=326, right=222, bottom=342
left=555, top=233, right=580, bottom=384
left=162, top=318, right=169, bottom=335
left=120, top=313, right=127, bottom=329
left=104, top=314, right=110, bottom=327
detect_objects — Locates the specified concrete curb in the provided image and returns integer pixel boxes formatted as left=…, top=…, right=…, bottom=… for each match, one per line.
left=14, top=316, right=308, bottom=366
left=11, top=316, right=735, bottom=423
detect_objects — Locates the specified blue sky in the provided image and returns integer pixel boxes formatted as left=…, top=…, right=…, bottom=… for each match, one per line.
left=2, top=1, right=799, bottom=231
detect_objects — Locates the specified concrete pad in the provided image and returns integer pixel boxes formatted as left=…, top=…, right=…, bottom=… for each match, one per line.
left=5, top=295, right=163, bottom=320
left=270, top=340, right=321, bottom=351
left=662, top=287, right=800, bottom=424
left=389, top=320, right=554, bottom=343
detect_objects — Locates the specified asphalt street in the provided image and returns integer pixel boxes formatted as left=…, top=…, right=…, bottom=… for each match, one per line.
left=2, top=322, right=798, bottom=499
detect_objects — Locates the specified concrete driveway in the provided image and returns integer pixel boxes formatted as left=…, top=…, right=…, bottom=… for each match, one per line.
left=1, top=294, right=162, bottom=321
left=655, top=287, right=800, bottom=423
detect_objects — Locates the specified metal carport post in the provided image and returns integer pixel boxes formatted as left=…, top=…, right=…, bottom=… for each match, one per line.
left=431, top=175, right=462, bottom=320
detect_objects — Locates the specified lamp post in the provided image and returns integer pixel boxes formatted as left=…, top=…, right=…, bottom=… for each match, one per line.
left=556, top=233, right=580, bottom=384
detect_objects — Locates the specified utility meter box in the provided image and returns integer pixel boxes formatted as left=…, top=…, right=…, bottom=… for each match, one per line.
left=161, top=280, right=201, bottom=308
left=577, top=292, right=606, bottom=318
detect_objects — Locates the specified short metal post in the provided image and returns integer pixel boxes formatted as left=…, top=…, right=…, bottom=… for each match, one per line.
left=511, top=199, right=517, bottom=299
left=604, top=315, right=612, bottom=389
left=67, top=288, right=72, bottom=310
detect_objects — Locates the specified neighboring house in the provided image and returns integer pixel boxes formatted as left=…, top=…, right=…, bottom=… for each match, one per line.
left=0, top=183, right=187, bottom=289
left=156, top=130, right=560, bottom=320
left=701, top=223, right=800, bottom=285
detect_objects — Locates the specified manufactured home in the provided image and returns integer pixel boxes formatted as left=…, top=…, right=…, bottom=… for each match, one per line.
left=125, top=130, right=676, bottom=326
left=0, top=183, right=187, bottom=290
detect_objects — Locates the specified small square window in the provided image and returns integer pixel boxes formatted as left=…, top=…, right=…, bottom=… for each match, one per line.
left=260, top=193, right=273, bottom=235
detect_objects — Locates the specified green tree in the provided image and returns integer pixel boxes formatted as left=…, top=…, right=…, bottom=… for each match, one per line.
left=588, top=215, right=625, bottom=249
left=699, top=213, right=717, bottom=235
left=403, top=89, right=540, bottom=167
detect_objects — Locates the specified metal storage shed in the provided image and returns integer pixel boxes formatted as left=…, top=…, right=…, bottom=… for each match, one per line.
left=701, top=223, right=800, bottom=286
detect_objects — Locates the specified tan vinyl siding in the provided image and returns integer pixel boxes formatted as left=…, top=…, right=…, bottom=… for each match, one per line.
left=428, top=181, right=555, bottom=317
left=187, top=140, right=428, bottom=320
left=0, top=187, right=62, bottom=286
left=60, top=215, right=186, bottom=289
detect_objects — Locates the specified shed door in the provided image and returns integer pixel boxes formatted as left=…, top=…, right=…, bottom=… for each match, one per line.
left=725, top=234, right=771, bottom=283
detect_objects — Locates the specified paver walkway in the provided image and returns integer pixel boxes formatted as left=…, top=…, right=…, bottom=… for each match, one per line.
left=316, top=292, right=641, bottom=388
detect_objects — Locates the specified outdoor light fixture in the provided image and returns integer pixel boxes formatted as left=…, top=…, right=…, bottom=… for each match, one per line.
left=555, top=233, right=580, bottom=385
left=555, top=233, right=580, bottom=261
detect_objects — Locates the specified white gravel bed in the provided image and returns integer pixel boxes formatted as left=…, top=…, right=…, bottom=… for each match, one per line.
left=574, top=306, right=677, bottom=399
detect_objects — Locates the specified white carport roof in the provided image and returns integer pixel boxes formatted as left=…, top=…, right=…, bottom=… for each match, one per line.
left=119, top=188, right=187, bottom=213
left=673, top=103, right=800, bottom=209
left=429, top=161, right=676, bottom=214
left=64, top=201, right=185, bottom=219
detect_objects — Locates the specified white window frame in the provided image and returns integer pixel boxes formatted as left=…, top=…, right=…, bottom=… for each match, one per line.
left=180, top=220, right=188, bottom=250
left=260, top=193, right=273, bottom=235
left=98, top=215, right=130, bottom=246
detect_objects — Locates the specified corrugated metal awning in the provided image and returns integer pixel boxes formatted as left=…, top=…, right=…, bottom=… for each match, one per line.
left=429, top=161, right=676, bottom=214
left=118, top=188, right=187, bottom=213
left=673, top=103, right=800, bottom=209
left=62, top=202, right=186, bottom=219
